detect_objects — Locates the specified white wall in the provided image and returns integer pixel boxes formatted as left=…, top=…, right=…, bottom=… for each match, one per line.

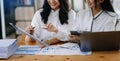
left=72, top=0, right=83, bottom=11
left=113, top=0, right=120, bottom=19
left=35, top=0, right=72, bottom=11
left=34, top=0, right=44, bottom=11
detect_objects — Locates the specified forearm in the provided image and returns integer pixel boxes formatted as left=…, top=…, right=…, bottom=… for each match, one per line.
left=45, top=38, right=60, bottom=45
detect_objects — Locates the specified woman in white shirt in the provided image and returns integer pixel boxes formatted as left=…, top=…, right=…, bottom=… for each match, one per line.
left=70, top=0, right=118, bottom=41
left=25, top=0, right=76, bottom=47
left=46, top=0, right=118, bottom=41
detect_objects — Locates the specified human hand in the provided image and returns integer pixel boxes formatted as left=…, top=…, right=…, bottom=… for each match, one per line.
left=69, top=35, right=80, bottom=41
left=44, top=38, right=60, bottom=45
left=43, top=23, right=58, bottom=33
left=25, top=25, right=35, bottom=35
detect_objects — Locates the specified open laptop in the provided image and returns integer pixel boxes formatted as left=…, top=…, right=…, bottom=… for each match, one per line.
left=79, top=31, right=120, bottom=52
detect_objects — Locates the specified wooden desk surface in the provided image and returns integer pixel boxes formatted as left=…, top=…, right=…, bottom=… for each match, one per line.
left=0, top=38, right=120, bottom=61
left=0, top=51, right=120, bottom=61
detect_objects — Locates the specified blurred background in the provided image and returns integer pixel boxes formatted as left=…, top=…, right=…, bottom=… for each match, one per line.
left=0, top=0, right=120, bottom=41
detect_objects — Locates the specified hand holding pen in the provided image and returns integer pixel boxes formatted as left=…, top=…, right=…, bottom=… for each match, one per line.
left=25, top=25, right=35, bottom=35
left=25, top=25, right=46, bottom=48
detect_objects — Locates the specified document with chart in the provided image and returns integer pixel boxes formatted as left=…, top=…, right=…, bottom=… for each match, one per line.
left=37, top=42, right=92, bottom=55
left=15, top=43, right=91, bottom=55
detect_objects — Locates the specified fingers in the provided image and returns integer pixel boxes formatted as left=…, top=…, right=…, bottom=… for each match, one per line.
left=43, top=23, right=51, bottom=29
left=43, top=23, right=57, bottom=32
left=47, top=23, right=51, bottom=28
left=69, top=35, right=74, bottom=38
left=69, top=35, right=80, bottom=41
left=43, top=24, right=47, bottom=29
left=44, top=23, right=53, bottom=29
left=49, top=23, right=53, bottom=29
left=25, top=25, right=35, bottom=34
left=69, top=35, right=75, bottom=41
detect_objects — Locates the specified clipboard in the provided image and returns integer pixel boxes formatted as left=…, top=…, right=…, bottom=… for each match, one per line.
left=9, top=23, right=49, bottom=47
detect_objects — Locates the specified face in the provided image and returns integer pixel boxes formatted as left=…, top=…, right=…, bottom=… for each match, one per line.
left=87, top=0, right=104, bottom=8
left=47, top=0, right=60, bottom=11
left=87, top=0, right=95, bottom=8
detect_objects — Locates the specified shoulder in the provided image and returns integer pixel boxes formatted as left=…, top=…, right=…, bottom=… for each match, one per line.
left=106, top=11, right=118, bottom=18
left=105, top=11, right=118, bottom=21
left=34, top=9, right=43, bottom=17
left=32, top=9, right=43, bottom=23
left=105, top=11, right=118, bottom=23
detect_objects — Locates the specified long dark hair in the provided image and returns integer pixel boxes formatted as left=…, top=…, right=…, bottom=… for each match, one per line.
left=40, top=0, right=69, bottom=24
left=95, top=0, right=115, bottom=12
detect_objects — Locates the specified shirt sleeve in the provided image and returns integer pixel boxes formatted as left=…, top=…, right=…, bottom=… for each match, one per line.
left=104, top=13, right=118, bottom=31
left=54, top=10, right=76, bottom=41
left=30, top=10, right=42, bottom=40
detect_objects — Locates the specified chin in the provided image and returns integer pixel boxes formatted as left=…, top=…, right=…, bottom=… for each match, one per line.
left=51, top=7, right=56, bottom=9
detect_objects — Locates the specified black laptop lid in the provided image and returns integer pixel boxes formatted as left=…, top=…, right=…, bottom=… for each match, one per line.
left=80, top=31, right=120, bottom=52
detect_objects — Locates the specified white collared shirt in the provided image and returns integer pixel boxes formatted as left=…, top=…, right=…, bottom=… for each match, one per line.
left=55, top=9, right=118, bottom=41
left=31, top=9, right=76, bottom=41
left=75, top=9, right=117, bottom=32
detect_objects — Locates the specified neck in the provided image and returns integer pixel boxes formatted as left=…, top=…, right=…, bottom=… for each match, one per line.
left=91, top=6, right=102, bottom=16
left=53, top=8, right=59, bottom=11
left=53, top=9, right=57, bottom=11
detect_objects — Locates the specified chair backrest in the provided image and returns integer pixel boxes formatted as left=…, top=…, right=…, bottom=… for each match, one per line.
left=15, top=6, right=34, bottom=21
left=15, top=6, right=35, bottom=42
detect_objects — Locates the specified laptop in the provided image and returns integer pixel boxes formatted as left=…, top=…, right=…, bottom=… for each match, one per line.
left=79, top=31, right=120, bottom=52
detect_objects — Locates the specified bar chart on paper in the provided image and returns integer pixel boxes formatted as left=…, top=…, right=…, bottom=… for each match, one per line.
left=15, top=43, right=91, bottom=55
left=37, top=43, right=92, bottom=55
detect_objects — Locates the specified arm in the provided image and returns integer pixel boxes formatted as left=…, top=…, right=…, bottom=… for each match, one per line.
left=43, top=10, right=77, bottom=41
left=25, top=10, right=45, bottom=47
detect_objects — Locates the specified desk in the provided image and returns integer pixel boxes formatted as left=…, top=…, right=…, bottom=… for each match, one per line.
left=0, top=39, right=120, bottom=61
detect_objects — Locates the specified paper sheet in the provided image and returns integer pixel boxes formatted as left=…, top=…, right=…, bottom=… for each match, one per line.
left=15, top=43, right=92, bottom=55
left=0, top=39, right=16, bottom=47
left=37, top=43, right=92, bottom=55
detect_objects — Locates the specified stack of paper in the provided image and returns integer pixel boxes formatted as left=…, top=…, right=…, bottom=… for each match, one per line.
left=14, top=45, right=41, bottom=55
left=0, top=39, right=18, bottom=59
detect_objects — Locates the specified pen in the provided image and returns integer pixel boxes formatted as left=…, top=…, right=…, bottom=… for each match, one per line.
left=59, top=46, right=70, bottom=49
left=30, top=27, right=35, bottom=35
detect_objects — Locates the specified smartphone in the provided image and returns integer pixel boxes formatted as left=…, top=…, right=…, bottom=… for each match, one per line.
left=70, top=31, right=81, bottom=35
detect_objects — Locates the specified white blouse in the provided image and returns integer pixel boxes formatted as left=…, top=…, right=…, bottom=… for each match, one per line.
left=74, top=9, right=118, bottom=32
left=31, top=9, right=76, bottom=41
left=48, top=9, right=118, bottom=42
